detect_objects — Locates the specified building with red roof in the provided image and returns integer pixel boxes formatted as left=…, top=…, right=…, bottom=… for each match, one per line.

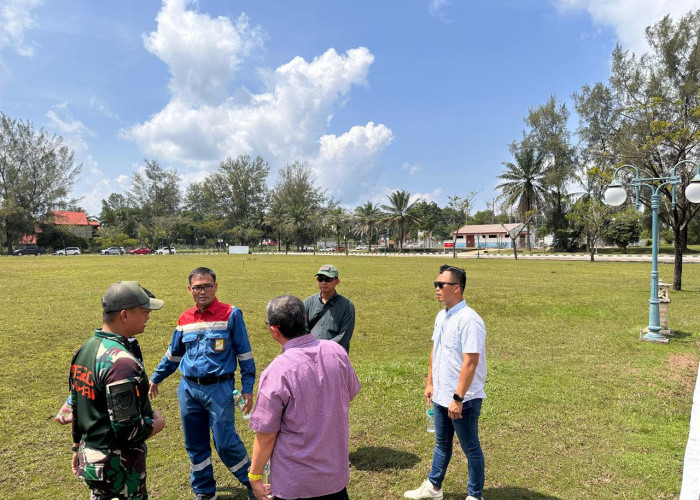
left=50, top=211, right=100, bottom=240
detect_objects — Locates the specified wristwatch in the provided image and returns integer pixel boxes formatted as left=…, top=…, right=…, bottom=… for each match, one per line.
left=453, top=393, right=463, bottom=402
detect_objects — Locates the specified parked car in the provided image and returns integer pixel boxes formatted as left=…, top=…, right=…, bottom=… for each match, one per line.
left=100, top=246, right=124, bottom=255
left=318, top=246, right=336, bottom=252
left=55, top=247, right=81, bottom=255
left=12, top=245, right=45, bottom=256
left=154, top=246, right=176, bottom=255
left=355, top=244, right=368, bottom=251
left=129, top=246, right=151, bottom=255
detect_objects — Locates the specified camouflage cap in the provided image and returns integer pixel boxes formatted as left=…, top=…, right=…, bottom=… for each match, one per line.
left=315, top=264, right=338, bottom=278
left=102, top=281, right=164, bottom=313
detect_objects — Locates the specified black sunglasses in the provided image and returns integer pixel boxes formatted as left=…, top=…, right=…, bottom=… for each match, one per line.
left=316, top=276, right=336, bottom=282
left=434, top=281, right=459, bottom=289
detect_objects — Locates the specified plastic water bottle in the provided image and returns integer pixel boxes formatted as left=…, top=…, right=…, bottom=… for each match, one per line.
left=262, top=461, right=270, bottom=483
left=426, top=406, right=435, bottom=433
left=232, top=389, right=251, bottom=420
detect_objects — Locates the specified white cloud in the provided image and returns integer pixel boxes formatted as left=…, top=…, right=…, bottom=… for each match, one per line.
left=401, top=162, right=421, bottom=175
left=128, top=0, right=393, bottom=203
left=89, top=97, right=118, bottom=119
left=428, top=0, right=453, bottom=21
left=46, top=109, right=94, bottom=141
left=0, top=0, right=41, bottom=56
left=142, top=0, right=263, bottom=106
left=552, top=0, right=699, bottom=54
left=45, top=107, right=106, bottom=213
left=312, top=122, right=394, bottom=202
left=0, top=0, right=41, bottom=81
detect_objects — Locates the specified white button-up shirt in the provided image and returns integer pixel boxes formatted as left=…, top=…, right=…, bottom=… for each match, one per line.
left=431, top=299, right=487, bottom=408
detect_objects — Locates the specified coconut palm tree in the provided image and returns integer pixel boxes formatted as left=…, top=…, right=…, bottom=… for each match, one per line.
left=353, top=201, right=381, bottom=251
left=380, top=190, right=420, bottom=251
left=496, top=147, right=547, bottom=250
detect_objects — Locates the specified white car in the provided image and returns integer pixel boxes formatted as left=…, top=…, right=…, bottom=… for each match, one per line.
left=100, top=247, right=124, bottom=255
left=56, top=247, right=81, bottom=255
left=355, top=245, right=368, bottom=251
left=155, top=247, right=176, bottom=255
left=319, top=246, right=336, bottom=252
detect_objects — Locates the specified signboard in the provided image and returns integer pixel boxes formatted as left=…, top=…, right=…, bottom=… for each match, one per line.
left=444, top=241, right=454, bottom=248
left=228, top=246, right=249, bottom=254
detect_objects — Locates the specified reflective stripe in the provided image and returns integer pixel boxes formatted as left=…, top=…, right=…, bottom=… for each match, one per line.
left=191, top=456, right=212, bottom=472
left=227, top=455, right=250, bottom=473
left=179, top=321, right=229, bottom=333
left=237, top=352, right=253, bottom=361
left=165, top=350, right=182, bottom=362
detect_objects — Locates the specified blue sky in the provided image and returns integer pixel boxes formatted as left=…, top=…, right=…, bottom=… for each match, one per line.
left=0, top=0, right=697, bottom=216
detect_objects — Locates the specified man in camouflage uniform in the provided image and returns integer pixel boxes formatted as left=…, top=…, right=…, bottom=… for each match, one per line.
left=70, top=281, right=167, bottom=500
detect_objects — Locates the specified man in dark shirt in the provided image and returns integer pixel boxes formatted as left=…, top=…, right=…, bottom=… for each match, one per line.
left=70, top=281, right=166, bottom=500
left=304, top=264, right=355, bottom=353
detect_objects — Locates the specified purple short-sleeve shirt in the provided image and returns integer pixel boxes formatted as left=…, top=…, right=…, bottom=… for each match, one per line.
left=249, top=334, right=361, bottom=499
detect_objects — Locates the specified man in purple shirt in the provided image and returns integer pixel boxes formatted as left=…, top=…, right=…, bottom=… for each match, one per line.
left=248, top=295, right=361, bottom=500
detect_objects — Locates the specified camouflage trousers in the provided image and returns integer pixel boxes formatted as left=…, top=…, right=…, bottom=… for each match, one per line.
left=78, top=443, right=148, bottom=500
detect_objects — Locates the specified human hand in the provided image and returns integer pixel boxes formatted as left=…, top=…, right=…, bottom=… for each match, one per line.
left=148, top=382, right=159, bottom=399
left=424, top=384, right=434, bottom=407
left=447, top=400, right=462, bottom=420
left=243, top=393, right=253, bottom=414
left=71, top=452, right=79, bottom=475
left=250, top=479, right=272, bottom=499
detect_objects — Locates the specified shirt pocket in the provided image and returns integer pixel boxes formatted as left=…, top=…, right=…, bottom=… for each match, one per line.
left=204, top=331, right=227, bottom=355
left=182, top=332, right=200, bottom=356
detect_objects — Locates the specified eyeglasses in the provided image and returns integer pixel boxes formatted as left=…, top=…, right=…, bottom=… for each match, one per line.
left=434, top=281, right=459, bottom=289
left=191, top=283, right=215, bottom=292
left=316, top=276, right=336, bottom=283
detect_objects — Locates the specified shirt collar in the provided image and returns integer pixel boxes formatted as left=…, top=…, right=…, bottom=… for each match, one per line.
left=195, top=297, right=221, bottom=317
left=282, top=333, right=318, bottom=352
left=94, top=329, right=129, bottom=346
left=445, top=299, right=466, bottom=316
left=317, top=291, right=338, bottom=303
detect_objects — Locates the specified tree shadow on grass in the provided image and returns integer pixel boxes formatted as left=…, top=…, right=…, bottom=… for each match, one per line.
left=443, top=487, right=564, bottom=500
left=349, top=446, right=421, bottom=471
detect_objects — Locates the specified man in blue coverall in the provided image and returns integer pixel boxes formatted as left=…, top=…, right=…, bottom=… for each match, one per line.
left=149, top=267, right=256, bottom=500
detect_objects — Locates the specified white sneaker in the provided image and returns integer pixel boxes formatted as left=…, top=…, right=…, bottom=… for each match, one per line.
left=466, top=496, right=484, bottom=500
left=404, top=479, right=443, bottom=499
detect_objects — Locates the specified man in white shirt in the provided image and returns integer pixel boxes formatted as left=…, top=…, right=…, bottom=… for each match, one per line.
left=405, top=265, right=487, bottom=500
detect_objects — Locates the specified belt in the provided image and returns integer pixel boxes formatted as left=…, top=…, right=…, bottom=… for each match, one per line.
left=185, top=372, right=235, bottom=385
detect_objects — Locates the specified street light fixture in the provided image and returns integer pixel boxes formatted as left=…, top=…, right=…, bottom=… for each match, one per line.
left=603, top=160, right=700, bottom=343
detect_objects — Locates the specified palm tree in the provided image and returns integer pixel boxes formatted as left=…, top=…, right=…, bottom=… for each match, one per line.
left=380, top=190, right=420, bottom=251
left=496, top=147, right=547, bottom=251
left=353, top=201, right=381, bottom=251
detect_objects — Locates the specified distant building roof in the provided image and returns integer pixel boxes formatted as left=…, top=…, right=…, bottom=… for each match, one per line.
left=454, top=223, right=527, bottom=235
left=88, top=220, right=100, bottom=227
left=52, top=211, right=89, bottom=226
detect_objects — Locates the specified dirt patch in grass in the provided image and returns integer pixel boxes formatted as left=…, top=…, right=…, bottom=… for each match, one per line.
left=664, top=352, right=699, bottom=393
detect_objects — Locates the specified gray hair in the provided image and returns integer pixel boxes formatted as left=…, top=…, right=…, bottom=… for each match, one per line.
left=266, top=295, right=306, bottom=339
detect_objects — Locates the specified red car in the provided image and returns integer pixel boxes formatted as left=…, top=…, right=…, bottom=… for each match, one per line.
left=129, top=246, right=151, bottom=255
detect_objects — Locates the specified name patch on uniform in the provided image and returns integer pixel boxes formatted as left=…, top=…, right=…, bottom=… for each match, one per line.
left=214, top=338, right=225, bottom=351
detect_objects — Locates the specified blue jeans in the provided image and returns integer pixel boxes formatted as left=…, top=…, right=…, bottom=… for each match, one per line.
left=428, top=399, right=484, bottom=498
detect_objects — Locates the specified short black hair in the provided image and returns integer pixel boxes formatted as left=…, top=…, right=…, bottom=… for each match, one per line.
left=102, top=310, right=121, bottom=323
left=439, top=264, right=466, bottom=291
left=189, top=267, right=216, bottom=284
left=266, top=295, right=306, bottom=339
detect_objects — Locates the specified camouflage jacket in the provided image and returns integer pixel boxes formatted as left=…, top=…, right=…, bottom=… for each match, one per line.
left=70, top=329, right=154, bottom=450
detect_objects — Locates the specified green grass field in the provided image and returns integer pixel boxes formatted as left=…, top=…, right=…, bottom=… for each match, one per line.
left=1, top=254, right=699, bottom=499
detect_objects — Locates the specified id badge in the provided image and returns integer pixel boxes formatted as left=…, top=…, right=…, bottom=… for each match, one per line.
left=214, top=338, right=225, bottom=352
